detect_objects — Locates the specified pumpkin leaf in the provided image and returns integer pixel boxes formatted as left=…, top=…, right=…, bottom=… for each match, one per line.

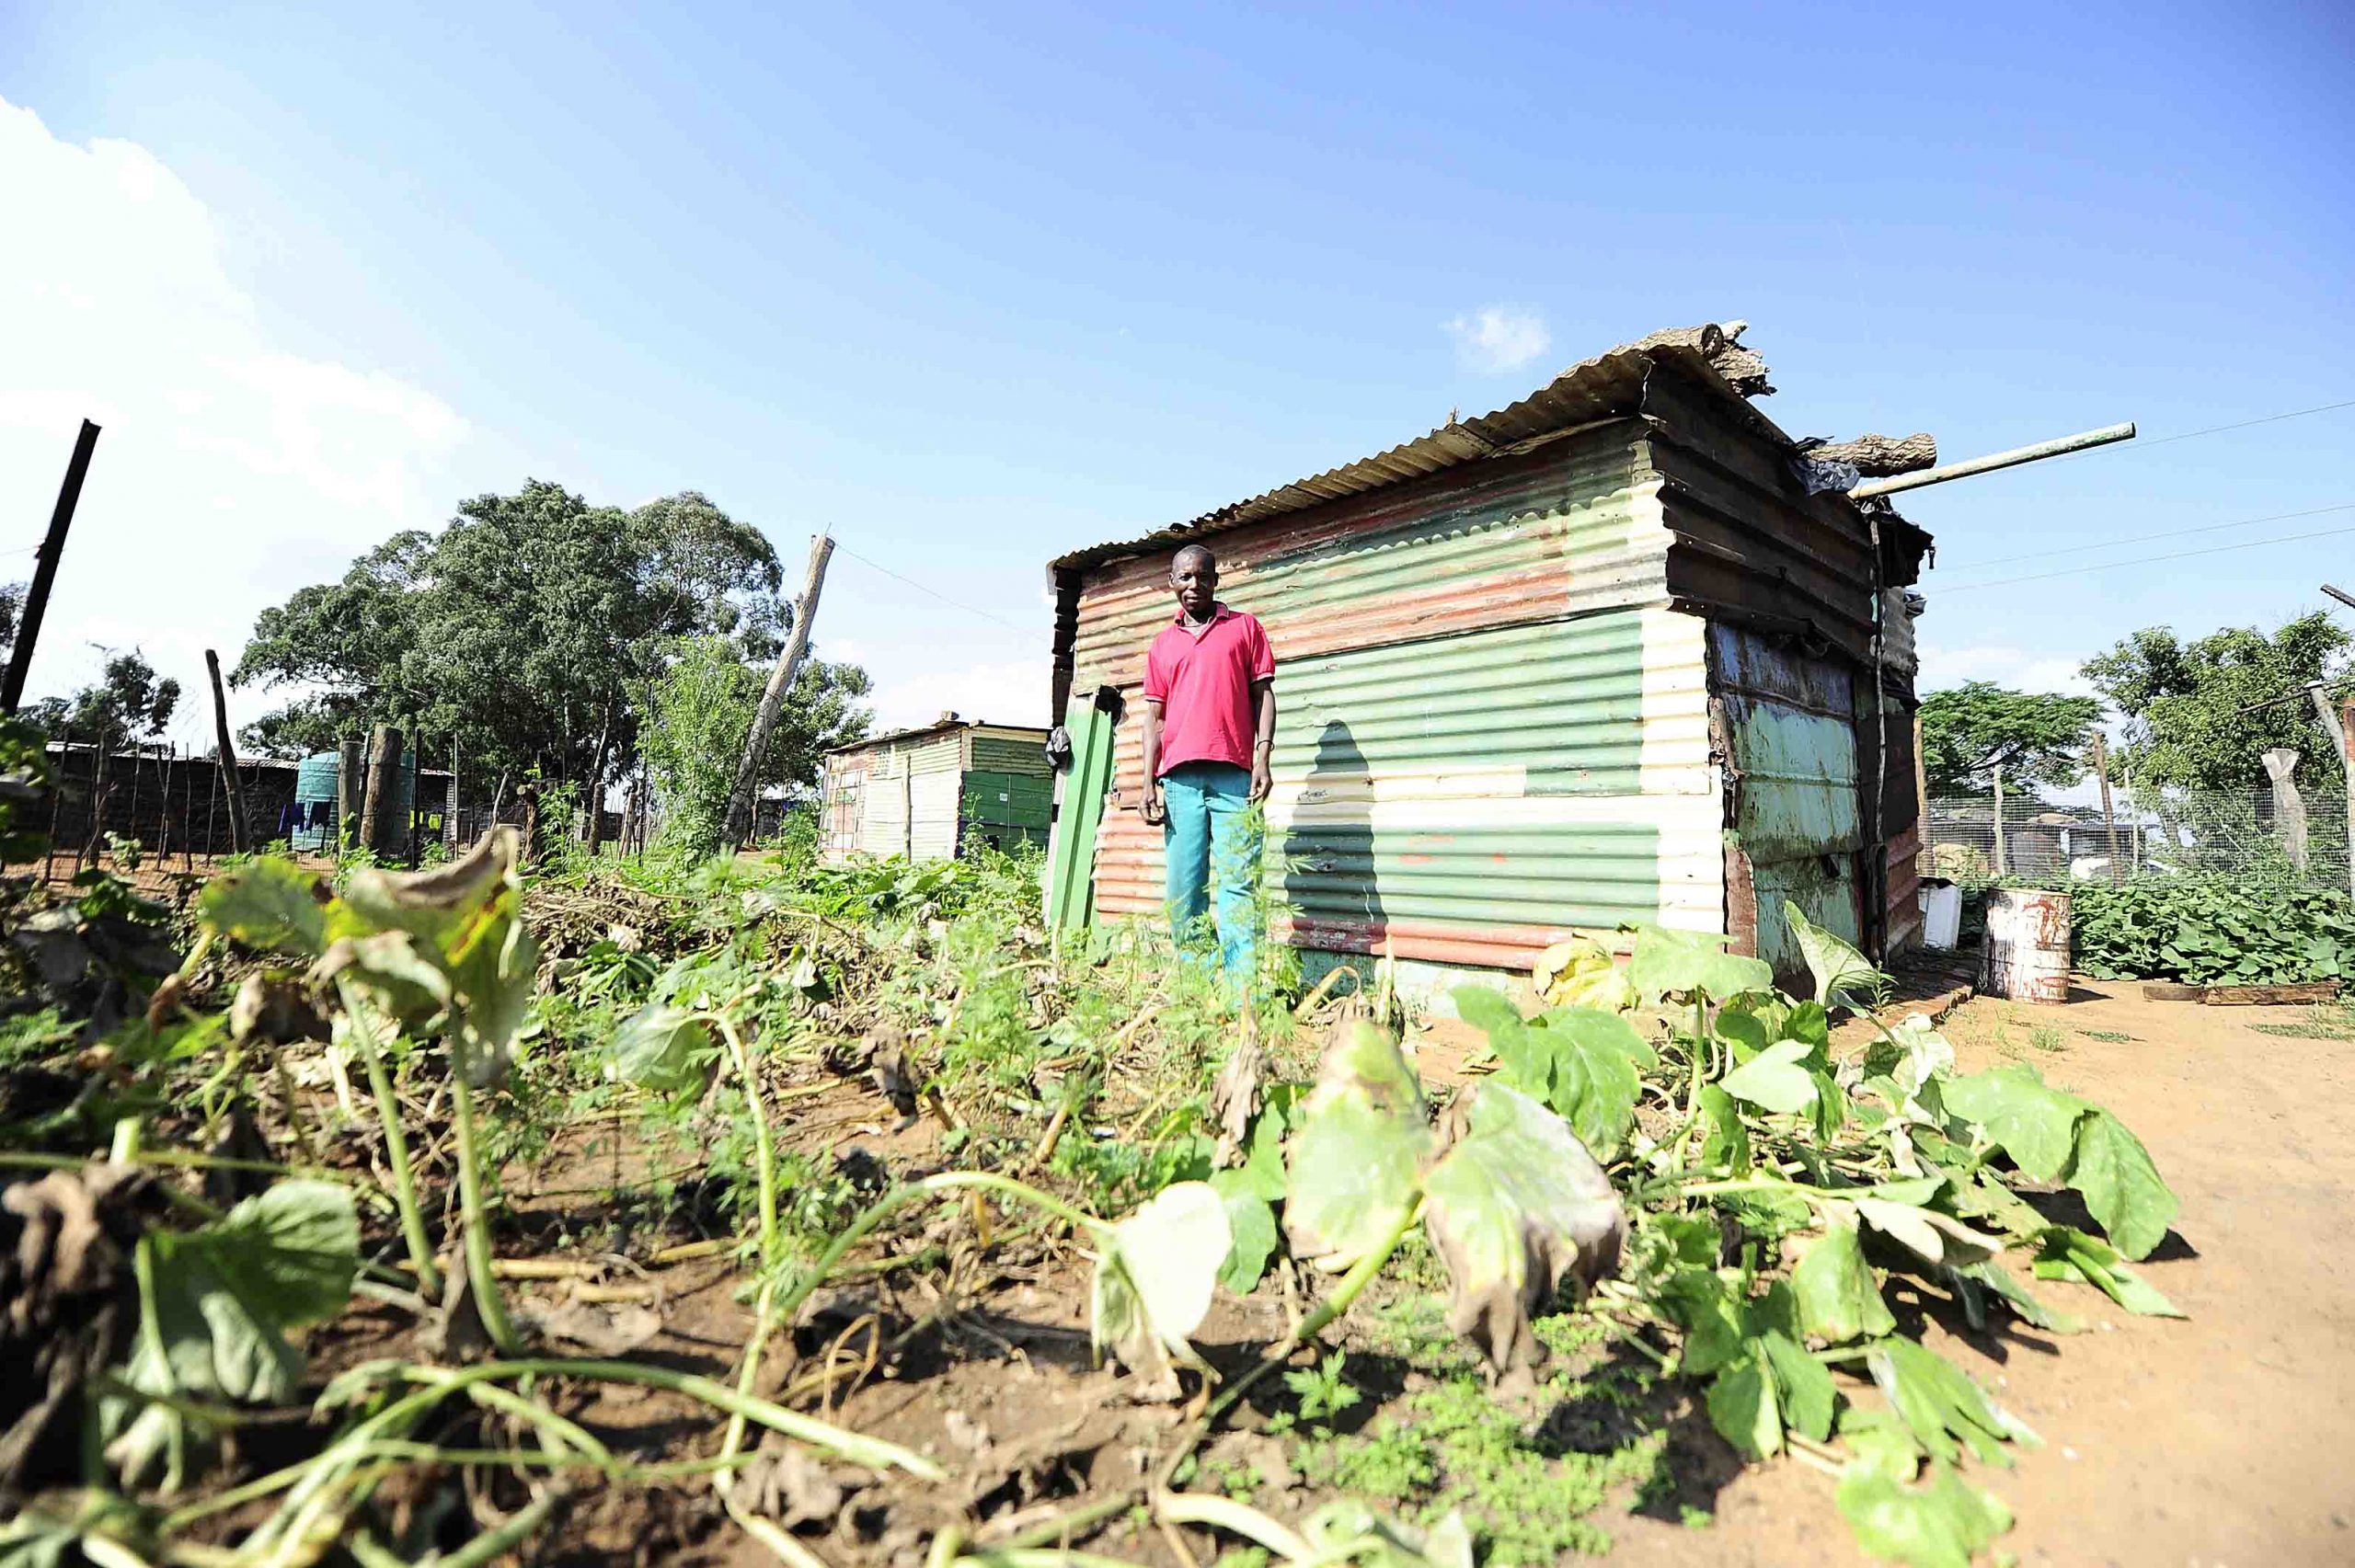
left=1419, top=1082, right=1625, bottom=1368
left=1284, top=1022, right=1431, bottom=1270
left=196, top=857, right=329, bottom=956
left=1626, top=922, right=1774, bottom=1003
left=1092, top=1181, right=1229, bottom=1379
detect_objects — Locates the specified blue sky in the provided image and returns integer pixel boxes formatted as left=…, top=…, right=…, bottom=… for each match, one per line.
left=3, top=1, right=2350, bottom=746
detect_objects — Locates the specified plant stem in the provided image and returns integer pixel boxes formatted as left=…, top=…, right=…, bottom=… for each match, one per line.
left=377, top=1359, right=943, bottom=1477
left=772, top=1173, right=1105, bottom=1329
left=339, top=979, right=440, bottom=1297
left=714, top=1013, right=778, bottom=1263
left=446, top=1039, right=522, bottom=1355
left=1203, top=1195, right=1420, bottom=1428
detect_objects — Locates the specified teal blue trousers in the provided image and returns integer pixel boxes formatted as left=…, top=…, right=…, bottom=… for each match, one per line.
left=1161, top=761, right=1260, bottom=990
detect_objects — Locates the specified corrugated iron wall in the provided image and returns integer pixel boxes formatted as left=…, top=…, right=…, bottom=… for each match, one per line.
left=1076, top=429, right=1726, bottom=975
left=1709, top=624, right=1865, bottom=984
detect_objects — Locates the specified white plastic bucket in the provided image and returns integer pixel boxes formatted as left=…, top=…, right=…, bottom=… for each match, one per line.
left=1919, top=881, right=1962, bottom=950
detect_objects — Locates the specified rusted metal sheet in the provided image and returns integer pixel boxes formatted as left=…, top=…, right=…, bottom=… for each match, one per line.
left=1090, top=607, right=1722, bottom=972
left=1067, top=429, right=1662, bottom=693
left=1709, top=623, right=1865, bottom=979
left=1983, top=888, right=2071, bottom=1002
left=1884, top=821, right=1924, bottom=953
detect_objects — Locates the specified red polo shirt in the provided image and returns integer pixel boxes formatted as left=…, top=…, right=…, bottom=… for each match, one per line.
left=1143, top=604, right=1275, bottom=776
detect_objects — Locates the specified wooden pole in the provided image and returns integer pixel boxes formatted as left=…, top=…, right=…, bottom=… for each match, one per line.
left=2307, top=688, right=2355, bottom=900
left=406, top=720, right=421, bottom=866
left=180, top=742, right=195, bottom=870
left=1, top=419, right=100, bottom=715
left=203, top=651, right=249, bottom=854
left=447, top=738, right=461, bottom=850
left=1990, top=760, right=2007, bottom=876
left=338, top=737, right=364, bottom=853
left=41, top=728, right=68, bottom=884
left=358, top=724, right=399, bottom=859
left=724, top=534, right=834, bottom=849
left=2091, top=732, right=2120, bottom=882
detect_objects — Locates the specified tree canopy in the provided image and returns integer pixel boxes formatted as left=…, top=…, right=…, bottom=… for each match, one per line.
left=232, top=482, right=868, bottom=809
left=1918, top=681, right=2100, bottom=797
left=24, top=648, right=182, bottom=750
left=2082, top=612, right=2350, bottom=792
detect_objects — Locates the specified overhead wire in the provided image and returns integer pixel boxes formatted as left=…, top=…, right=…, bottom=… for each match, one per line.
left=830, top=542, right=1031, bottom=633
left=1938, top=501, right=2355, bottom=574
left=1936, top=521, right=2355, bottom=595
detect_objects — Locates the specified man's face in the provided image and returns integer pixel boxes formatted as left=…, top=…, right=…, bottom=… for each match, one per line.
left=1171, top=552, right=1217, bottom=618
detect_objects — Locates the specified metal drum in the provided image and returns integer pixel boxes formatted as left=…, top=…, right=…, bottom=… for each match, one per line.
left=1982, top=888, right=2071, bottom=1003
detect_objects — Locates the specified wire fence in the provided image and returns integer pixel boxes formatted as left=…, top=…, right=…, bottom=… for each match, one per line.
left=1922, top=784, right=2354, bottom=893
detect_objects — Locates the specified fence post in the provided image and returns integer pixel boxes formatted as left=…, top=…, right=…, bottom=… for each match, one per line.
left=2091, top=732, right=2121, bottom=882
left=2262, top=748, right=2308, bottom=872
left=359, top=725, right=401, bottom=859
left=1991, top=761, right=2007, bottom=876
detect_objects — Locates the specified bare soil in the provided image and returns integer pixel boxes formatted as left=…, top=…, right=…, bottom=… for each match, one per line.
left=192, top=974, right=2355, bottom=1567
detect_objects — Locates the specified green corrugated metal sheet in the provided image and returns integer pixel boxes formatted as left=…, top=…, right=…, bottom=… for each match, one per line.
left=970, top=733, right=1051, bottom=775
left=1094, top=605, right=1721, bottom=970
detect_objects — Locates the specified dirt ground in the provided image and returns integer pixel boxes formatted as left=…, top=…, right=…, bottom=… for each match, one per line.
left=204, top=972, right=2355, bottom=1567
left=1607, top=978, right=2355, bottom=1568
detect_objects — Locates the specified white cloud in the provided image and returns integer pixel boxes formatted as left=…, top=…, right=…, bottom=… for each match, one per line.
left=0, top=97, right=469, bottom=725
left=866, top=658, right=1050, bottom=733
left=1915, top=643, right=2096, bottom=698
left=1443, top=305, right=1550, bottom=373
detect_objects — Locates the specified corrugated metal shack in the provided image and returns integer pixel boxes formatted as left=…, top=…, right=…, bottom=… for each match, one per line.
left=1047, top=324, right=1933, bottom=993
left=821, top=717, right=1052, bottom=864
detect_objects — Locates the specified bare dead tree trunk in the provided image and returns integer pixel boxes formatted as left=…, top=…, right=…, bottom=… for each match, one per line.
left=359, top=725, right=401, bottom=859
left=724, top=534, right=834, bottom=850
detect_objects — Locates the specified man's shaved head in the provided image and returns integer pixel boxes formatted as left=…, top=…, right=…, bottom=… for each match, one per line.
left=1171, top=544, right=1217, bottom=576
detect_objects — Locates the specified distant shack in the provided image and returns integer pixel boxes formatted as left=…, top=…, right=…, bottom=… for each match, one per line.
left=820, top=717, right=1051, bottom=863
left=1047, top=323, right=1934, bottom=994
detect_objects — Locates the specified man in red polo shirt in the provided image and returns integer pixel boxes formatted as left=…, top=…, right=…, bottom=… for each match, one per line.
left=1140, top=544, right=1276, bottom=993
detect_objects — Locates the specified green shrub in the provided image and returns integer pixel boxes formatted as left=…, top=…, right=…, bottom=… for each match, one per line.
left=2071, top=876, right=2355, bottom=985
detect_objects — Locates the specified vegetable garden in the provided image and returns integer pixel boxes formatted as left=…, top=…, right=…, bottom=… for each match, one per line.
left=2, top=720, right=2192, bottom=1568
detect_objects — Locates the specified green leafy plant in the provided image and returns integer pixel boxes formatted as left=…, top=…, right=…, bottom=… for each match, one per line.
left=2069, top=876, right=2354, bottom=985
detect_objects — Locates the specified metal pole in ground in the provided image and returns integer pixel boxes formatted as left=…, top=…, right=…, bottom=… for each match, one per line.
left=202, top=750, right=220, bottom=864
left=2092, top=732, right=2121, bottom=882
left=1, top=419, right=100, bottom=715
left=180, top=743, right=195, bottom=870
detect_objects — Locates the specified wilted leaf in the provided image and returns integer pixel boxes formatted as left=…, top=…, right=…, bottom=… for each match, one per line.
left=609, top=1004, right=718, bottom=1097
left=105, top=1182, right=358, bottom=1485
left=196, top=858, right=328, bottom=956
left=1789, top=1218, right=1896, bottom=1344
left=2031, top=1226, right=2183, bottom=1318
left=1626, top=923, right=1774, bottom=1003
left=1836, top=1463, right=2013, bottom=1568
left=1865, top=1338, right=2037, bottom=1467
left=1534, top=936, right=1638, bottom=1013
left=537, top=1299, right=663, bottom=1356
left=1420, top=1082, right=1625, bottom=1368
left=1211, top=1036, right=1268, bottom=1169
left=1759, top=1328, right=1836, bottom=1442
left=1940, top=1065, right=2085, bottom=1182
left=1284, top=1023, right=1432, bottom=1269
left=1784, top=899, right=1885, bottom=1012
left=1718, top=1039, right=1819, bottom=1116
left=445, top=883, right=539, bottom=1080
left=339, top=829, right=516, bottom=949
left=313, top=931, right=451, bottom=1025
left=1854, top=1198, right=2003, bottom=1269
left=2064, top=1110, right=2177, bottom=1262
left=1951, top=1260, right=2084, bottom=1334
left=1092, top=1181, right=1230, bottom=1379
left=1208, top=1167, right=1279, bottom=1296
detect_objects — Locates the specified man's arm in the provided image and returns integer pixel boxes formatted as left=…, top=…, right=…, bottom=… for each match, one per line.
left=1248, top=678, right=1276, bottom=803
left=1140, top=698, right=1166, bottom=823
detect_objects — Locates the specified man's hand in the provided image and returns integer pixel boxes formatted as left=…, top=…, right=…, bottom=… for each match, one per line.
left=1249, top=753, right=1272, bottom=804
left=1141, top=784, right=1166, bottom=826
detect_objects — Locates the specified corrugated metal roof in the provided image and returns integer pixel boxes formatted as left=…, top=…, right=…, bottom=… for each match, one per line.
left=1051, top=336, right=1799, bottom=573
left=824, top=718, right=1047, bottom=756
